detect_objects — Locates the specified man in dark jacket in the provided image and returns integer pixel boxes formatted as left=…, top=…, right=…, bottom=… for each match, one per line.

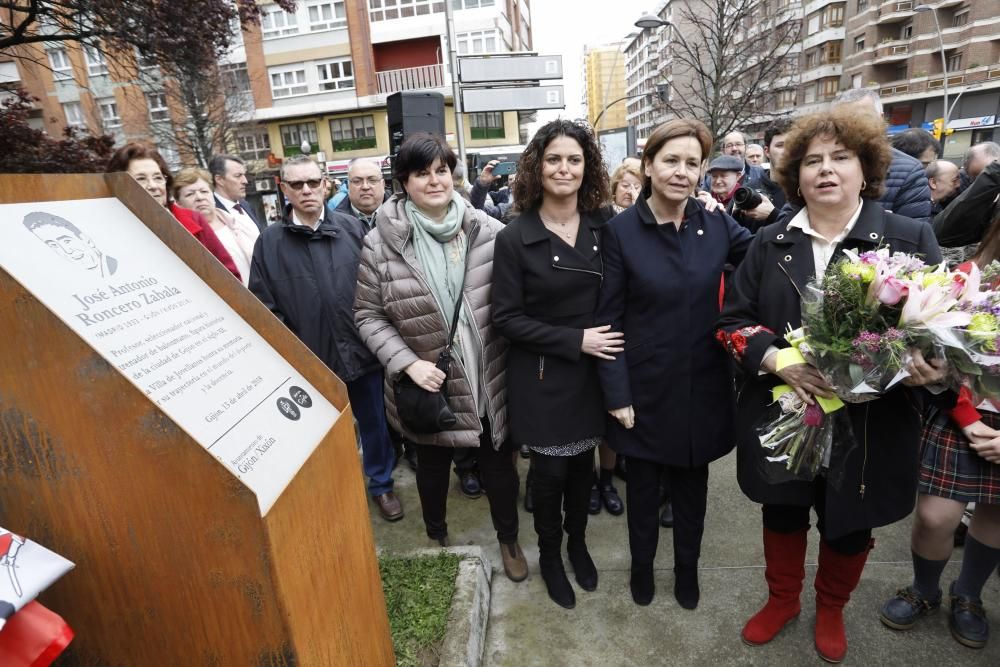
left=933, top=153, right=1000, bottom=264
left=249, top=155, right=403, bottom=521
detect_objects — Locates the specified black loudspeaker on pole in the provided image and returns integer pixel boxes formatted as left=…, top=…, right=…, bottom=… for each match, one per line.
left=386, top=91, right=447, bottom=156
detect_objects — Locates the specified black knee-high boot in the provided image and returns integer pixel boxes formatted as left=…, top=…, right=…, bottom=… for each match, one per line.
left=564, top=455, right=597, bottom=591
left=533, top=468, right=575, bottom=609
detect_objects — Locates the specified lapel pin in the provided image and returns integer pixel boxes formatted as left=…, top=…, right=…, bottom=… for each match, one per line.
left=784, top=254, right=792, bottom=262
left=697, top=229, right=704, bottom=236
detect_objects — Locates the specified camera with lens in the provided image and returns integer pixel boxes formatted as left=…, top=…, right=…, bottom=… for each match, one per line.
left=733, top=186, right=763, bottom=210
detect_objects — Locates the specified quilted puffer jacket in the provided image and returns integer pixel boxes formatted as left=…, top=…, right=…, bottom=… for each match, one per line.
left=354, top=194, right=508, bottom=448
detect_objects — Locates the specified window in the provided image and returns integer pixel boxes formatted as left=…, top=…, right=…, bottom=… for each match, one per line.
left=135, top=48, right=157, bottom=70
left=822, top=78, right=839, bottom=98
left=895, top=64, right=908, bottom=81
left=261, top=4, right=299, bottom=38
left=316, top=58, right=354, bottom=91
left=804, top=86, right=817, bottom=104
left=469, top=111, right=504, bottom=139
left=900, top=22, right=912, bottom=40
left=237, top=130, right=272, bottom=161
left=369, top=0, right=445, bottom=22
left=222, top=63, right=251, bottom=95
left=84, top=46, right=108, bottom=77
left=457, top=29, right=498, bottom=54
left=823, top=4, right=844, bottom=28
left=307, top=1, right=347, bottom=31
left=805, top=51, right=818, bottom=68
left=329, top=115, right=376, bottom=151
left=62, top=102, right=84, bottom=127
left=269, top=67, right=308, bottom=98
left=854, top=35, right=865, bottom=53
left=952, top=10, right=969, bottom=28
left=98, top=97, right=121, bottom=129
left=47, top=48, right=72, bottom=80
left=856, top=0, right=868, bottom=10
left=280, top=122, right=318, bottom=156
left=947, top=51, right=963, bottom=71
left=807, top=15, right=820, bottom=35
left=146, top=92, right=169, bottom=122
left=852, top=73, right=863, bottom=89
left=779, top=89, right=797, bottom=107
left=160, top=143, right=181, bottom=171
left=453, top=0, right=495, bottom=8
left=824, top=42, right=842, bottom=64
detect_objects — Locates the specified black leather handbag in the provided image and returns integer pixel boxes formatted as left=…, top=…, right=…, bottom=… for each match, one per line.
left=393, top=229, right=477, bottom=434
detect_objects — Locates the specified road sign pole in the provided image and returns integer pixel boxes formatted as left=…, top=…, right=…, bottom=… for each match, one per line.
left=444, top=1, right=467, bottom=167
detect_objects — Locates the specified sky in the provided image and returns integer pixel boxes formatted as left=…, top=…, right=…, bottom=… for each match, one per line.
left=529, top=0, right=660, bottom=124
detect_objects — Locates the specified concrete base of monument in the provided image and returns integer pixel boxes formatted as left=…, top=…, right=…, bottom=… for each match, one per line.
left=438, top=546, right=492, bottom=667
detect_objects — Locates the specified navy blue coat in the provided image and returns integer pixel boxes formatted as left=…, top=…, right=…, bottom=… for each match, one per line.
left=595, top=196, right=753, bottom=466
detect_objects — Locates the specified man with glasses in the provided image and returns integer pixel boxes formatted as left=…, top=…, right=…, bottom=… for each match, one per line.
left=722, top=131, right=747, bottom=158
left=334, top=158, right=387, bottom=230
left=249, top=155, right=403, bottom=522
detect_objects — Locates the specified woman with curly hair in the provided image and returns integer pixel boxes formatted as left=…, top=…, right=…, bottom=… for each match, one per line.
left=716, top=108, right=947, bottom=662
left=492, top=119, right=619, bottom=608
left=595, top=118, right=753, bottom=610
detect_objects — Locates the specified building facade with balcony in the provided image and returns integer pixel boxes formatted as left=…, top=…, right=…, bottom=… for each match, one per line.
left=583, top=43, right=628, bottom=131
left=843, top=0, right=1000, bottom=159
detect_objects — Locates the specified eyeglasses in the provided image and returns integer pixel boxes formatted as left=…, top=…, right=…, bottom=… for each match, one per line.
left=284, top=178, right=324, bottom=190
left=723, top=142, right=745, bottom=149
left=350, top=177, right=382, bottom=187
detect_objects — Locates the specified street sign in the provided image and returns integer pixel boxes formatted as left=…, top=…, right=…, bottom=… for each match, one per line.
left=462, top=85, right=564, bottom=113
left=459, top=54, right=563, bottom=84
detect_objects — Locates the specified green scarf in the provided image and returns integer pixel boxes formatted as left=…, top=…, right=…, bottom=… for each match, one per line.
left=406, top=191, right=469, bottom=329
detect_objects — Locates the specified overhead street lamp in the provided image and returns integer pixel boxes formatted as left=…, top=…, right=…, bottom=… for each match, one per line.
left=634, top=14, right=670, bottom=30
left=915, top=4, right=949, bottom=131
left=946, top=83, right=982, bottom=122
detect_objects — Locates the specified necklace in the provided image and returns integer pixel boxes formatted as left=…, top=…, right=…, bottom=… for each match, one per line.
left=539, top=212, right=579, bottom=244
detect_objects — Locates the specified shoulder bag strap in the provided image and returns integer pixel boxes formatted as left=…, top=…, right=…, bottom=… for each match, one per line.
left=437, top=224, right=481, bottom=369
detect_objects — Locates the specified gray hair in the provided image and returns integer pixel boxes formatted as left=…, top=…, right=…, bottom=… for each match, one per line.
left=925, top=160, right=956, bottom=179
left=835, top=88, right=883, bottom=116
left=746, top=143, right=764, bottom=153
left=208, top=154, right=245, bottom=184
left=280, top=154, right=322, bottom=181
left=968, top=142, right=1000, bottom=163
left=347, top=157, right=382, bottom=176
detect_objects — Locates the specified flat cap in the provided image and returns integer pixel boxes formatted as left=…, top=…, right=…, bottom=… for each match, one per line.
left=706, top=155, right=744, bottom=173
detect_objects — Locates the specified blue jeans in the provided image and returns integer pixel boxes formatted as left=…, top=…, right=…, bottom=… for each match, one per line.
left=346, top=370, right=396, bottom=497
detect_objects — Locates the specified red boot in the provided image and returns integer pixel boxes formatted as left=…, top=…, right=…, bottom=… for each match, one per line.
left=742, top=527, right=808, bottom=646
left=813, top=538, right=873, bottom=663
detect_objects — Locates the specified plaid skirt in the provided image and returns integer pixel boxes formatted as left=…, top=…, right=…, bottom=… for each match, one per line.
left=918, top=409, right=1000, bottom=504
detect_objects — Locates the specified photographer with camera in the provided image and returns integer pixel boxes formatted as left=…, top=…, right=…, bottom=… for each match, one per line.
left=707, top=156, right=779, bottom=234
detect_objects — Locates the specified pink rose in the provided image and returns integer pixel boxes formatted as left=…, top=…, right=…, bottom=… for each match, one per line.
left=875, top=276, right=908, bottom=306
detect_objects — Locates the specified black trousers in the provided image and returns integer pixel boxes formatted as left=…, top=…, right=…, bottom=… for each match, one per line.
left=762, top=476, right=871, bottom=555
left=531, top=448, right=594, bottom=560
left=452, top=446, right=477, bottom=473
left=626, top=457, right=709, bottom=566
left=413, top=418, right=518, bottom=544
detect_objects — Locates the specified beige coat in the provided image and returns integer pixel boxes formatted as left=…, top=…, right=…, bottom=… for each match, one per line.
left=354, top=194, right=508, bottom=448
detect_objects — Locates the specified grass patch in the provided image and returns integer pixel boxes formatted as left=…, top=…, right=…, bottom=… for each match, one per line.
left=379, top=551, right=461, bottom=667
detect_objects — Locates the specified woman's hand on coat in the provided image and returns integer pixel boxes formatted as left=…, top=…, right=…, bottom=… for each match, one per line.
left=582, top=325, right=625, bottom=360
left=901, top=348, right=947, bottom=387
left=404, top=359, right=446, bottom=392
left=609, top=405, right=635, bottom=429
left=762, top=355, right=833, bottom=406
left=695, top=190, right=721, bottom=213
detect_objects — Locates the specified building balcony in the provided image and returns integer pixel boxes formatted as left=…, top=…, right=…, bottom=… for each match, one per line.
left=376, top=63, right=446, bottom=96
left=878, top=78, right=912, bottom=97
left=876, top=1, right=915, bottom=24
left=874, top=41, right=910, bottom=63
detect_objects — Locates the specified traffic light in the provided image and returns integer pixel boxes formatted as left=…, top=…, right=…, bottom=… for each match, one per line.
left=932, top=118, right=944, bottom=140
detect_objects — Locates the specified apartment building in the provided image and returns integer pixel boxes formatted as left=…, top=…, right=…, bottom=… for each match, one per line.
left=842, top=0, right=1000, bottom=158
left=1, top=0, right=534, bottom=194
left=624, top=6, right=667, bottom=141
left=582, top=43, right=628, bottom=131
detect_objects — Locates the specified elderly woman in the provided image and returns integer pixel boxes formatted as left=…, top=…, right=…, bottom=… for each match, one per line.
left=106, top=142, right=241, bottom=280
left=596, top=119, right=753, bottom=610
left=492, top=120, right=618, bottom=608
left=354, top=133, right=527, bottom=582
left=716, top=109, right=948, bottom=662
left=173, top=167, right=259, bottom=287
left=610, top=160, right=642, bottom=214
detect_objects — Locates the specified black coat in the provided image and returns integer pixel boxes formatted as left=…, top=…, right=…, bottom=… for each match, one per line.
left=248, top=209, right=380, bottom=383
left=716, top=199, right=949, bottom=538
left=595, top=197, right=753, bottom=466
left=492, top=209, right=610, bottom=447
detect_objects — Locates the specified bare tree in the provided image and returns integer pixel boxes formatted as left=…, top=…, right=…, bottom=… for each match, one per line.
left=658, top=0, right=800, bottom=144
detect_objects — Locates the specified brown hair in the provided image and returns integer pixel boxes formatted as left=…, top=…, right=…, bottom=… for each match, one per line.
left=973, top=211, right=1000, bottom=267
left=775, top=109, right=890, bottom=207
left=610, top=161, right=642, bottom=200
left=640, top=119, right=713, bottom=194
left=172, top=167, right=213, bottom=201
left=106, top=141, right=174, bottom=198
left=512, top=119, right=610, bottom=213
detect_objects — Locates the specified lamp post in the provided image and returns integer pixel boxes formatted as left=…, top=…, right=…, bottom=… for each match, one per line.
left=915, top=4, right=949, bottom=131
left=627, top=15, right=672, bottom=135
left=946, top=83, right=982, bottom=122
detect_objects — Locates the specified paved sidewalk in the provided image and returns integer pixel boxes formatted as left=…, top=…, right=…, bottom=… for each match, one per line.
left=370, top=450, right=1000, bottom=666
